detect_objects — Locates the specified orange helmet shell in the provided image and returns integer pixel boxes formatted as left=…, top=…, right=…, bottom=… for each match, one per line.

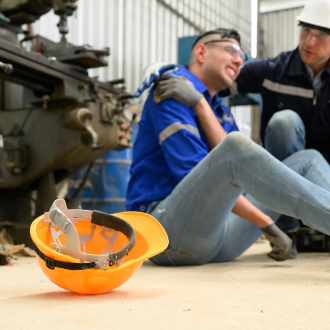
left=31, top=211, right=168, bottom=294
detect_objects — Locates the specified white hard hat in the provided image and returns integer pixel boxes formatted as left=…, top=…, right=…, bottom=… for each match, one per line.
left=142, top=62, right=169, bottom=80
left=296, top=0, right=330, bottom=31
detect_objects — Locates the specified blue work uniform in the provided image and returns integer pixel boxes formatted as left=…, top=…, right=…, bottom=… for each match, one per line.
left=126, top=66, right=239, bottom=212
left=221, top=48, right=330, bottom=163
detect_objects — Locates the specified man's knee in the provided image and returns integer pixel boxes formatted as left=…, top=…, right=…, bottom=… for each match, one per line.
left=219, top=132, right=254, bottom=158
left=299, top=149, right=325, bottom=162
left=222, top=131, right=249, bottom=148
left=265, top=110, right=306, bottom=160
left=267, top=110, right=304, bottom=135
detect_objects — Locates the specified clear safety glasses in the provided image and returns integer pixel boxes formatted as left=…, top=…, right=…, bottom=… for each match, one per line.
left=300, top=27, right=330, bottom=44
left=204, top=39, right=247, bottom=62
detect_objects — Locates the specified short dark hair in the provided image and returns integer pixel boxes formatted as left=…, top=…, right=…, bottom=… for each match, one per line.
left=191, top=28, right=241, bottom=49
left=298, top=22, right=330, bottom=35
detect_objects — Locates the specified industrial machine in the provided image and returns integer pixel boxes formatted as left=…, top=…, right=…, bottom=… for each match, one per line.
left=0, top=0, right=134, bottom=246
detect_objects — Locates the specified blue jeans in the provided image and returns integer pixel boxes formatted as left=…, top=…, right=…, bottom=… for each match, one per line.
left=148, top=132, right=330, bottom=266
left=264, top=110, right=307, bottom=232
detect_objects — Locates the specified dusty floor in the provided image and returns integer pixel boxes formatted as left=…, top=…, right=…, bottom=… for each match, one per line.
left=1, top=240, right=330, bottom=330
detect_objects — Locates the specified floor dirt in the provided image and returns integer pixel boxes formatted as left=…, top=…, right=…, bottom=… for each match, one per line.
left=1, top=239, right=329, bottom=330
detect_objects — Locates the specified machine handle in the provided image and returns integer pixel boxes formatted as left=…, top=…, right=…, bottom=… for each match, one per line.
left=0, top=61, right=13, bottom=74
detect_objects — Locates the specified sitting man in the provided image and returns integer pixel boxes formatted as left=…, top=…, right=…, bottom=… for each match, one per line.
left=126, top=28, right=330, bottom=265
left=150, top=0, right=330, bottom=254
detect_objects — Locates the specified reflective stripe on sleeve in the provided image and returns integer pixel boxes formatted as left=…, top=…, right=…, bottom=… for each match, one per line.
left=159, top=122, right=201, bottom=145
left=262, top=79, right=314, bottom=98
left=218, top=115, right=234, bottom=125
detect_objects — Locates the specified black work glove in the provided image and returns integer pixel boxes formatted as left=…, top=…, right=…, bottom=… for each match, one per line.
left=262, top=223, right=292, bottom=261
left=153, top=75, right=203, bottom=108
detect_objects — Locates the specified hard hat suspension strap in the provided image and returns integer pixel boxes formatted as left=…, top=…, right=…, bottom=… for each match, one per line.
left=38, top=199, right=137, bottom=270
left=91, top=210, right=136, bottom=265
left=33, top=242, right=97, bottom=270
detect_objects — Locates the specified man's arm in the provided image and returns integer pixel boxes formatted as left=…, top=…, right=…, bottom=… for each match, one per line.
left=193, top=95, right=291, bottom=261
left=151, top=94, right=209, bottom=182
left=153, top=75, right=228, bottom=150
left=232, top=195, right=272, bottom=228
left=194, top=97, right=227, bottom=149
left=194, top=99, right=272, bottom=229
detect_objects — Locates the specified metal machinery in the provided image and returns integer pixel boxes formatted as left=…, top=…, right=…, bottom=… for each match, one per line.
left=0, top=0, right=134, bottom=246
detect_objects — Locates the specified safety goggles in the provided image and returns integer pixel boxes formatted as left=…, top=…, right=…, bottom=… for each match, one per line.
left=204, top=39, right=247, bottom=62
left=300, top=26, right=330, bottom=44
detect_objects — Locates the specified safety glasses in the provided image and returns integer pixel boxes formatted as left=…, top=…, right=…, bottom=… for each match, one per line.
left=204, top=39, right=247, bottom=62
left=300, top=27, right=330, bottom=44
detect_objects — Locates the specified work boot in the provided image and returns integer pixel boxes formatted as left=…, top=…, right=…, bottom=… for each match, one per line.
left=270, top=232, right=298, bottom=259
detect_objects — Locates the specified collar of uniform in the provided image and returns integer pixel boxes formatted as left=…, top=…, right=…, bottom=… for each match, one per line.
left=174, top=66, right=226, bottom=112
left=305, top=62, right=316, bottom=80
left=174, top=65, right=211, bottom=98
left=304, top=62, right=329, bottom=82
left=284, top=48, right=310, bottom=78
left=321, top=63, right=330, bottom=82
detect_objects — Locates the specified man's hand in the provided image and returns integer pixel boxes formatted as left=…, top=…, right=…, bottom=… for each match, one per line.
left=262, top=223, right=292, bottom=261
left=153, top=75, right=203, bottom=108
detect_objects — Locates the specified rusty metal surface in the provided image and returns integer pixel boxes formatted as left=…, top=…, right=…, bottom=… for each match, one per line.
left=0, top=2, right=134, bottom=245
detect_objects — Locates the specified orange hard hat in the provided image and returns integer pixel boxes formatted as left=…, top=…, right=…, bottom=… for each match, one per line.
left=30, top=199, right=168, bottom=294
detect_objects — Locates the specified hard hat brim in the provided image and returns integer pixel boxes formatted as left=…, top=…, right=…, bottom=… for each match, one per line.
left=296, top=15, right=330, bottom=31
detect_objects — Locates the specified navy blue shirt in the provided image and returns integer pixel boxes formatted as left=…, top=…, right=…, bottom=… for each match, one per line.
left=126, top=66, right=239, bottom=212
left=221, top=48, right=330, bottom=162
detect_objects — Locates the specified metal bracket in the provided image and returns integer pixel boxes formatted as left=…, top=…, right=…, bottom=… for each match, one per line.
left=45, top=256, right=55, bottom=270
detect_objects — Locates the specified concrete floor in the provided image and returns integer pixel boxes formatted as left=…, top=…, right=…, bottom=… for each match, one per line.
left=1, top=240, right=330, bottom=330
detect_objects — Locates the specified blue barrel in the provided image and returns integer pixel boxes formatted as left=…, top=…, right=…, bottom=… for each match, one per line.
left=67, top=124, right=138, bottom=213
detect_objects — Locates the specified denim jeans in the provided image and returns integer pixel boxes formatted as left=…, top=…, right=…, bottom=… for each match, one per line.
left=148, top=132, right=330, bottom=266
left=264, top=110, right=307, bottom=232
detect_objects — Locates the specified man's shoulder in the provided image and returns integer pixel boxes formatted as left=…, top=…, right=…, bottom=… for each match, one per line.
left=240, top=50, right=295, bottom=73
left=143, top=80, right=193, bottom=118
left=141, top=65, right=200, bottom=126
left=167, top=65, right=193, bottom=80
left=249, top=49, right=298, bottom=78
left=271, top=48, right=296, bottom=61
left=246, top=49, right=295, bottom=67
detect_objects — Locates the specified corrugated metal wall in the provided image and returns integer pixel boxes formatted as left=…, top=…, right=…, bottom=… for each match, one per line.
left=231, top=105, right=252, bottom=138
left=260, top=6, right=303, bottom=58
left=33, top=0, right=252, bottom=97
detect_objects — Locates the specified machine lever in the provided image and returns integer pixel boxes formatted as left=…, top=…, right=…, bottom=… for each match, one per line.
left=0, top=61, right=13, bottom=74
left=84, top=119, right=104, bottom=150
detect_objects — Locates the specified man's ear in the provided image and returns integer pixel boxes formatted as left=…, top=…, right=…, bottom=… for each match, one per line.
left=195, top=44, right=207, bottom=64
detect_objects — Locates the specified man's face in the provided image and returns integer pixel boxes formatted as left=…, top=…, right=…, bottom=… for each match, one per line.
left=203, top=38, right=243, bottom=91
left=299, top=26, right=330, bottom=70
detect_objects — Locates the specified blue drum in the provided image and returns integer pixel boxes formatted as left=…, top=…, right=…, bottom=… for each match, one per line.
left=67, top=124, right=138, bottom=213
